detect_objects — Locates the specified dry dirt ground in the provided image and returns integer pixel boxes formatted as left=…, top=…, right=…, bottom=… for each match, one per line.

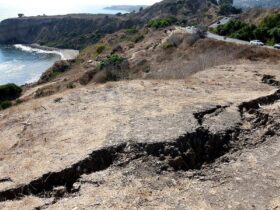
left=1, top=62, right=280, bottom=209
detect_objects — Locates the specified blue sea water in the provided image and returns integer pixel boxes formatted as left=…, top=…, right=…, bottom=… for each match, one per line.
left=0, top=45, right=61, bottom=85
left=0, top=6, right=127, bottom=85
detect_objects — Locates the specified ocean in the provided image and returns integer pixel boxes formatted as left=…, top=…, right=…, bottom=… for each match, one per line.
left=0, top=45, right=62, bottom=85
left=0, top=6, right=126, bottom=86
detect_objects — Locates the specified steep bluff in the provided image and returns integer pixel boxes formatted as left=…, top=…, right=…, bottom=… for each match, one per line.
left=0, top=15, right=139, bottom=50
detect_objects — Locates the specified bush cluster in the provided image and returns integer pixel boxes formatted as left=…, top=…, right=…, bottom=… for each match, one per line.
left=96, top=44, right=106, bottom=54
left=100, top=54, right=125, bottom=69
left=212, top=14, right=280, bottom=45
left=147, top=17, right=177, bottom=29
left=99, top=54, right=129, bottom=81
left=0, top=83, right=22, bottom=110
left=123, top=28, right=145, bottom=43
left=124, top=28, right=138, bottom=34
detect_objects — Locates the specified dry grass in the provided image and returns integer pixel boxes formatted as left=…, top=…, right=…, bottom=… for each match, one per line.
left=147, top=37, right=280, bottom=80
left=240, top=8, right=280, bottom=25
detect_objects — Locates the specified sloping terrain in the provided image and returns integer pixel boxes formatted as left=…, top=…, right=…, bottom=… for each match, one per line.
left=23, top=26, right=280, bottom=100
left=1, top=62, right=280, bottom=209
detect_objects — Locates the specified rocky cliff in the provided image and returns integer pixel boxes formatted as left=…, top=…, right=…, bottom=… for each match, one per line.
left=0, top=15, right=139, bottom=49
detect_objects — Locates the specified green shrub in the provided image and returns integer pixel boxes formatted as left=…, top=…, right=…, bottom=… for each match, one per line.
left=131, top=34, right=145, bottom=43
left=122, top=28, right=144, bottom=43
left=0, top=83, right=22, bottom=101
left=99, top=54, right=129, bottom=81
left=15, top=99, right=23, bottom=105
left=52, top=60, right=70, bottom=73
left=100, top=54, right=125, bottom=69
left=124, top=28, right=138, bottom=34
left=0, top=101, right=12, bottom=110
left=67, top=82, right=76, bottom=89
left=147, top=17, right=177, bottom=29
left=96, top=44, right=106, bottom=54
left=213, top=14, right=280, bottom=45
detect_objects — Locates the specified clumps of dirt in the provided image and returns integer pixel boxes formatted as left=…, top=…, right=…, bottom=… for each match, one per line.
left=194, top=105, right=229, bottom=125
left=239, top=89, right=280, bottom=113
left=262, top=75, right=280, bottom=87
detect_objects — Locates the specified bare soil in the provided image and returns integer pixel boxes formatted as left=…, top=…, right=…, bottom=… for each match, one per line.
left=1, top=63, right=280, bottom=209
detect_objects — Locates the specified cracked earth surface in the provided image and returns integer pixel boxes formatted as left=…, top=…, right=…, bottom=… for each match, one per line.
left=1, top=63, right=280, bottom=209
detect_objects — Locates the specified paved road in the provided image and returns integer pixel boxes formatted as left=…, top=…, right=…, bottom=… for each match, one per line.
left=182, top=27, right=274, bottom=49
left=209, top=16, right=232, bottom=28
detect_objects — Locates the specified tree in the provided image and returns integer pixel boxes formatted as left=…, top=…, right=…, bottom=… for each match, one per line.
left=139, top=7, right=144, bottom=12
left=219, top=0, right=233, bottom=6
left=209, top=0, right=218, bottom=5
left=218, top=0, right=241, bottom=15
left=18, top=13, right=24, bottom=18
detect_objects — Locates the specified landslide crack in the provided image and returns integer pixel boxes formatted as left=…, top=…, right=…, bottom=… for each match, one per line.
left=240, top=75, right=280, bottom=114
left=262, top=75, right=280, bottom=87
left=194, top=105, right=228, bottom=125
left=0, top=145, right=124, bottom=202
left=0, top=128, right=236, bottom=202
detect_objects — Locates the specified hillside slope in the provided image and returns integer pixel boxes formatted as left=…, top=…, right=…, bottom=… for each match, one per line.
left=239, top=8, right=280, bottom=25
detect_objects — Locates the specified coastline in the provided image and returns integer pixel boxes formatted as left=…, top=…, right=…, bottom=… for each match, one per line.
left=0, top=44, right=79, bottom=86
left=17, top=44, right=80, bottom=60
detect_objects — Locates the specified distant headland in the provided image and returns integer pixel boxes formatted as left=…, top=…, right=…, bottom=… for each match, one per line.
left=104, top=5, right=148, bottom=12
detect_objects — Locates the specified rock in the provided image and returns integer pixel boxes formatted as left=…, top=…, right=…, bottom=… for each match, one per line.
left=52, top=186, right=66, bottom=197
left=111, top=45, right=123, bottom=54
left=79, top=69, right=99, bottom=85
left=72, top=182, right=81, bottom=192
left=168, top=156, right=187, bottom=170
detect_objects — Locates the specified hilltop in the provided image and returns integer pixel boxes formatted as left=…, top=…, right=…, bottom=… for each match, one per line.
left=104, top=5, right=148, bottom=12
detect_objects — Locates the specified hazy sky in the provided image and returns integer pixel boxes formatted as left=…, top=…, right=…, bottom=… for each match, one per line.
left=0, top=0, right=161, bottom=19
left=0, top=0, right=160, bottom=8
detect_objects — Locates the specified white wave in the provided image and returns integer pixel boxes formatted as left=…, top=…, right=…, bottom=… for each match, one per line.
left=0, top=61, right=25, bottom=73
left=14, top=44, right=66, bottom=60
left=25, top=74, right=41, bottom=84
